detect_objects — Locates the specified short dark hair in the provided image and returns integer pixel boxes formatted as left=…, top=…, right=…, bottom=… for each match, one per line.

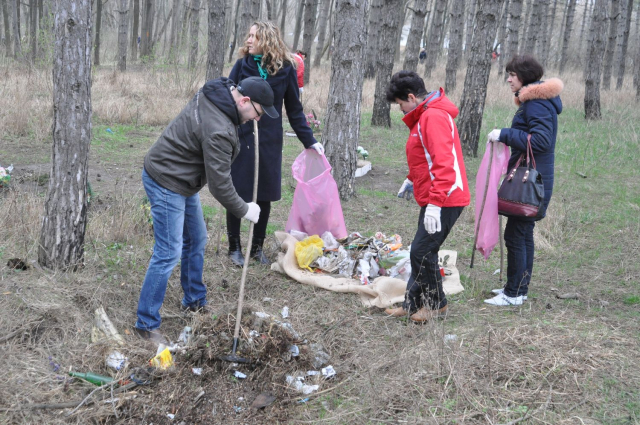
left=505, top=54, right=544, bottom=86
left=296, top=50, right=307, bottom=57
left=385, top=71, right=428, bottom=102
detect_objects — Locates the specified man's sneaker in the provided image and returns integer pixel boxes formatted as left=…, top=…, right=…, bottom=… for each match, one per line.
left=484, top=293, right=525, bottom=306
left=491, top=288, right=527, bottom=300
left=133, top=328, right=168, bottom=345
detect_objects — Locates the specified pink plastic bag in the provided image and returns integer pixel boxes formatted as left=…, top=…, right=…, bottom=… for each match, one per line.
left=285, top=150, right=348, bottom=239
left=475, top=141, right=511, bottom=260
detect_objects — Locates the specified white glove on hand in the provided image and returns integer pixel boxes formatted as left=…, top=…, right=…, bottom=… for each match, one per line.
left=488, top=129, right=502, bottom=143
left=397, top=179, right=413, bottom=198
left=423, top=204, right=442, bottom=234
left=242, top=202, right=261, bottom=224
left=310, top=142, right=325, bottom=155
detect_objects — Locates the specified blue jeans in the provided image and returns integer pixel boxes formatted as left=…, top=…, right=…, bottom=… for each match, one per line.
left=136, top=169, right=208, bottom=331
left=503, top=217, right=535, bottom=297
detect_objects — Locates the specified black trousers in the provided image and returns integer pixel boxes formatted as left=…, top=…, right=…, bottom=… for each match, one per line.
left=402, top=206, right=464, bottom=313
left=226, top=201, right=271, bottom=240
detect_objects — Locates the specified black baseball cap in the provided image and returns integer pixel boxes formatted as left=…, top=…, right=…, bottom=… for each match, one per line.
left=236, top=77, right=279, bottom=119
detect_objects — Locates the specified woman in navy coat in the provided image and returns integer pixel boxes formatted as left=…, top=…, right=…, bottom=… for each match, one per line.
left=485, top=55, right=563, bottom=306
left=227, top=20, right=323, bottom=266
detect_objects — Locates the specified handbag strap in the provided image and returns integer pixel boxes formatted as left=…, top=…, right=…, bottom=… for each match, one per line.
left=526, top=134, right=536, bottom=169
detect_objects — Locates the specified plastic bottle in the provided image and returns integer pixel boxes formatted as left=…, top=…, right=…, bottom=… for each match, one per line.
left=68, top=371, right=114, bottom=386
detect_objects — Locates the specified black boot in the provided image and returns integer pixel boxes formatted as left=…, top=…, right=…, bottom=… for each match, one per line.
left=250, top=237, right=269, bottom=264
left=227, top=235, right=244, bottom=267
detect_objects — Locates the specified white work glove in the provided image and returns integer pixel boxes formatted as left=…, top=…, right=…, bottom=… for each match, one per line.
left=488, top=129, right=502, bottom=143
left=242, top=202, right=261, bottom=224
left=397, top=179, right=413, bottom=198
left=310, top=142, right=325, bottom=155
left=423, top=204, right=442, bottom=234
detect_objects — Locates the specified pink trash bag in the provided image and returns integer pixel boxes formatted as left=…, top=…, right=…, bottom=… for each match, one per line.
left=475, top=141, right=510, bottom=260
left=285, top=150, right=348, bottom=239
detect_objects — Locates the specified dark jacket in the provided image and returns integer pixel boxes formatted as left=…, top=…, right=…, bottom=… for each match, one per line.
left=143, top=77, right=248, bottom=219
left=228, top=56, right=317, bottom=202
left=499, top=78, right=563, bottom=220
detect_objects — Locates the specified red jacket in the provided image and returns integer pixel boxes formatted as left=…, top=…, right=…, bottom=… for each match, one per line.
left=293, top=54, right=304, bottom=88
left=402, top=88, right=470, bottom=208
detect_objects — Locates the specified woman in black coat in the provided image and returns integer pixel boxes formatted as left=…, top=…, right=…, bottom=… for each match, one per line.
left=485, top=55, right=563, bottom=306
left=227, top=20, right=323, bottom=266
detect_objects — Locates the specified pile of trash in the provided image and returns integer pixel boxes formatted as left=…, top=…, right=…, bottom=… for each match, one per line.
left=289, top=230, right=453, bottom=285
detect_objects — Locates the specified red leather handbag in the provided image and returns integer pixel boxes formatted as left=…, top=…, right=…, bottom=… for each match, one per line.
left=497, top=135, right=544, bottom=218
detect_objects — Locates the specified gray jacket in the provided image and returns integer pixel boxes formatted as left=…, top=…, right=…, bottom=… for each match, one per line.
left=144, top=78, right=248, bottom=219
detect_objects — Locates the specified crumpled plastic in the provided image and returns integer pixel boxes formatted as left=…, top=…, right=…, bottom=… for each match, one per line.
left=295, top=235, right=324, bottom=271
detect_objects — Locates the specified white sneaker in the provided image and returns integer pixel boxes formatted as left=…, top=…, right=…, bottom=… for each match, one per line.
left=484, top=293, right=525, bottom=306
left=491, top=288, right=527, bottom=300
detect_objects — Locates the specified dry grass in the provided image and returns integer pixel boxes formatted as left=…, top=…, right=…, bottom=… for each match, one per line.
left=1, top=60, right=639, bottom=424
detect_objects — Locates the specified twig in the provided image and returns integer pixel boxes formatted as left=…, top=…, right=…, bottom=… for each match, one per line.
left=0, top=317, right=44, bottom=344
left=66, top=382, right=115, bottom=416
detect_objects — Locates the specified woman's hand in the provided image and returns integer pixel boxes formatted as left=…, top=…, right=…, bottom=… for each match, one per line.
left=310, top=142, right=325, bottom=155
left=488, top=129, right=502, bottom=142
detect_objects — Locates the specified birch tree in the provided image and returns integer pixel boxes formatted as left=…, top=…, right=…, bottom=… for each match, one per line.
left=10, top=0, right=21, bottom=58
left=364, top=0, right=383, bottom=79
left=324, top=0, right=367, bottom=200
left=585, top=0, right=607, bottom=120
left=445, top=0, right=464, bottom=93
left=117, top=0, right=129, bottom=71
left=559, top=0, right=576, bottom=74
left=206, top=0, right=225, bottom=80
left=614, top=0, right=633, bottom=90
left=2, top=0, right=10, bottom=57
left=130, top=0, right=139, bottom=60
left=39, top=0, right=92, bottom=270
left=602, top=0, right=619, bottom=90
left=301, top=0, right=318, bottom=84
left=292, top=0, right=304, bottom=50
left=423, top=0, right=446, bottom=78
left=94, top=0, right=102, bottom=65
left=504, top=0, right=521, bottom=64
left=188, top=0, right=200, bottom=69
left=403, top=0, right=428, bottom=73
left=313, top=0, right=331, bottom=67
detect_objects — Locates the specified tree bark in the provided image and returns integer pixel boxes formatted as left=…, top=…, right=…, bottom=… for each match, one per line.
left=94, top=0, right=102, bottom=66
left=584, top=0, right=607, bottom=120
left=445, top=0, right=464, bottom=93
left=363, top=0, right=383, bottom=79
left=228, top=0, right=241, bottom=62
left=130, top=0, right=139, bottom=60
left=188, top=0, right=200, bottom=69
left=633, top=0, right=640, bottom=90
left=537, top=0, right=550, bottom=66
left=206, top=0, right=225, bottom=80
left=614, top=0, right=633, bottom=90
left=39, top=0, right=92, bottom=271
left=371, top=0, right=404, bottom=127
left=313, top=0, right=331, bottom=67
left=578, top=0, right=592, bottom=63
left=302, top=0, right=318, bottom=84
left=402, top=0, right=428, bottom=72
left=292, top=0, right=304, bottom=50
left=602, top=0, right=619, bottom=90
left=495, top=0, right=508, bottom=76
left=423, top=0, right=446, bottom=78
left=324, top=0, right=367, bottom=200
left=29, top=0, right=36, bottom=62
left=522, top=0, right=540, bottom=54
left=457, top=0, right=503, bottom=157
left=2, top=0, right=11, bottom=57
left=117, top=0, right=129, bottom=71
left=140, top=0, right=154, bottom=58
left=463, top=0, right=475, bottom=54
left=239, top=0, right=259, bottom=47
left=504, top=0, right=521, bottom=63
left=10, top=0, right=20, bottom=58
left=558, top=0, right=576, bottom=74
left=279, top=0, right=286, bottom=32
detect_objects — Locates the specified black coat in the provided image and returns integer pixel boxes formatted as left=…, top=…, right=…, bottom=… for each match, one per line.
left=228, top=56, right=317, bottom=202
left=500, top=78, right=563, bottom=220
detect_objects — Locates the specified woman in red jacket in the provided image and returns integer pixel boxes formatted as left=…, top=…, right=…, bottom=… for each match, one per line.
left=384, top=71, right=470, bottom=323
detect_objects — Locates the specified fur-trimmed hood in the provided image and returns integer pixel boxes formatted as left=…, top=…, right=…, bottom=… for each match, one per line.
left=515, top=77, right=564, bottom=106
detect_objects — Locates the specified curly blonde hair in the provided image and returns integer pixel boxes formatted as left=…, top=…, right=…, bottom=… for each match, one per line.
left=239, top=20, right=295, bottom=75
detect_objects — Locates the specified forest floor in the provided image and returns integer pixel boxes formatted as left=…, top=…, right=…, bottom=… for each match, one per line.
left=0, top=65, right=639, bottom=424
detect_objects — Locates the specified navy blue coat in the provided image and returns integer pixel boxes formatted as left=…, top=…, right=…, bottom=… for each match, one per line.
left=499, top=78, right=563, bottom=220
left=228, top=56, right=317, bottom=202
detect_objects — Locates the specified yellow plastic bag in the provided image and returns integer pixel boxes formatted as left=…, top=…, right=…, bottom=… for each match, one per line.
left=295, top=235, right=324, bottom=271
left=149, top=347, right=174, bottom=370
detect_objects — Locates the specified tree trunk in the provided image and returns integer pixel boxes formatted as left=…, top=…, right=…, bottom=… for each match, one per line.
left=578, top=0, right=592, bottom=62
left=445, top=0, right=464, bottom=93
left=130, top=0, right=139, bottom=60
left=264, top=0, right=272, bottom=19
left=279, top=0, right=286, bottom=32
left=239, top=0, right=259, bottom=46
left=324, top=0, right=367, bottom=200
left=140, top=0, right=154, bottom=58
left=464, top=0, right=476, bottom=54
left=371, top=0, right=404, bottom=127
left=494, top=0, right=508, bottom=76
left=29, top=0, right=36, bottom=62
left=402, top=0, right=428, bottom=72
left=10, top=0, right=20, bottom=58
left=313, top=0, right=331, bottom=67
left=522, top=0, right=540, bottom=54
left=302, top=0, right=318, bottom=84
left=94, top=0, right=102, bottom=66
left=614, top=0, right=633, bottom=90
left=292, top=0, right=304, bottom=50
left=39, top=0, right=92, bottom=271
left=584, top=0, right=607, bottom=120
left=504, top=0, right=521, bottom=63
left=206, top=0, right=225, bottom=80
left=2, top=0, right=11, bottom=57
left=633, top=0, right=640, bottom=90
left=117, top=0, right=129, bottom=71
left=363, top=0, right=383, bottom=79
left=188, top=0, right=200, bottom=69
left=602, top=0, right=619, bottom=90
left=537, top=0, right=550, bottom=66
left=457, top=0, right=503, bottom=157
left=169, top=0, right=180, bottom=56
left=558, top=0, right=576, bottom=74
left=423, top=0, right=446, bottom=78
left=228, top=0, right=241, bottom=62
left=394, top=3, right=408, bottom=64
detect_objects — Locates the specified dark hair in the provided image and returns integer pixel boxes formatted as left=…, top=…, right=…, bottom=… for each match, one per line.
left=385, top=71, right=428, bottom=102
left=296, top=50, right=307, bottom=57
left=505, top=54, right=544, bottom=86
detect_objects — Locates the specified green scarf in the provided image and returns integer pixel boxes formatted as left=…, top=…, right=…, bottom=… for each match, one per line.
left=252, top=55, right=268, bottom=80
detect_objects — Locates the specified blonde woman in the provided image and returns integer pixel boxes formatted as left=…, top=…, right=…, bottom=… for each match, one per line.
left=226, top=20, right=323, bottom=266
